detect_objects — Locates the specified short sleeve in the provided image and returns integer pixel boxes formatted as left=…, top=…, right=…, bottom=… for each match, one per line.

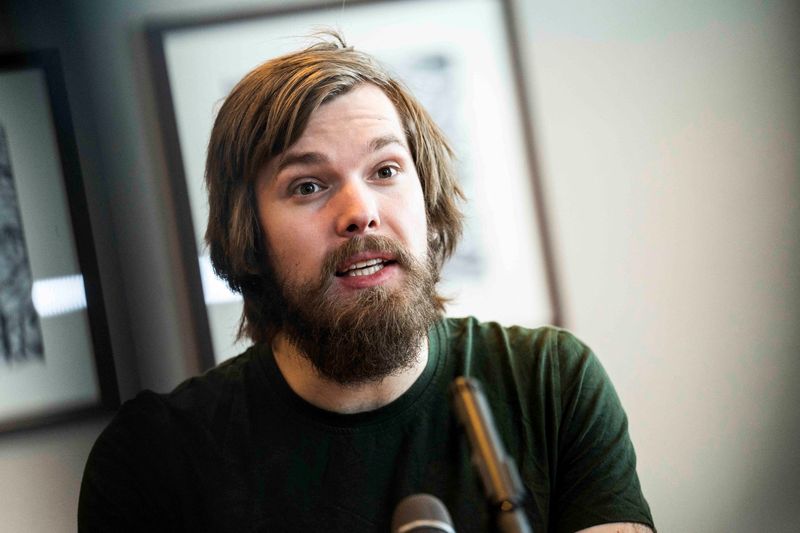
left=553, top=331, right=654, bottom=532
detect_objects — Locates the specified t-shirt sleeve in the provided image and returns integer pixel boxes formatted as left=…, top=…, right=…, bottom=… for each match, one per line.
left=78, top=393, right=182, bottom=532
left=552, top=330, right=654, bottom=533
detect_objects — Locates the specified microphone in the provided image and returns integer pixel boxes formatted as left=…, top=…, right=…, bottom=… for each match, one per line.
left=451, top=377, right=532, bottom=533
left=391, top=493, right=456, bottom=533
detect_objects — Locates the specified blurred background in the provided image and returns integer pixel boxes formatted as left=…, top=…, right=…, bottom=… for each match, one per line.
left=1, top=0, right=798, bottom=531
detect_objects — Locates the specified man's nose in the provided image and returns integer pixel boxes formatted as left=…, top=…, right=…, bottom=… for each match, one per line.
left=334, top=180, right=380, bottom=236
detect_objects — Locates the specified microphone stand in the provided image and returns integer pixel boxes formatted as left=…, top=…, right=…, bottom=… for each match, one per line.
left=451, top=377, right=533, bottom=533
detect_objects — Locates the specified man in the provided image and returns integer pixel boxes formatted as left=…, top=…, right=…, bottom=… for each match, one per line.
left=79, top=34, right=655, bottom=532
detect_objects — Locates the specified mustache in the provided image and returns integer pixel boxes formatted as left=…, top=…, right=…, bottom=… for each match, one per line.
left=321, top=235, right=416, bottom=278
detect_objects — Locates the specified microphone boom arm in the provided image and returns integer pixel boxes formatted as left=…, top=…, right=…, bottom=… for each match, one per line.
left=451, top=377, right=532, bottom=533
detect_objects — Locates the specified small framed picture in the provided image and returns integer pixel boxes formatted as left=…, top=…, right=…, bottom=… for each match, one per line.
left=0, top=50, right=118, bottom=432
left=148, top=0, right=561, bottom=366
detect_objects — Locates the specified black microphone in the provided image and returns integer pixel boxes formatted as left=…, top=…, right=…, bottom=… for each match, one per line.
left=451, top=377, right=532, bottom=533
left=391, top=493, right=456, bottom=533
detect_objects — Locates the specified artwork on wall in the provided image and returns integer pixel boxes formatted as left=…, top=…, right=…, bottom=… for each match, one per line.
left=147, top=0, right=561, bottom=367
left=0, top=124, right=44, bottom=365
left=0, top=50, right=118, bottom=433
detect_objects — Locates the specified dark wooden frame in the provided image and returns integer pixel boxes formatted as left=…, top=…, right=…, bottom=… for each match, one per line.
left=146, top=0, right=563, bottom=371
left=0, top=50, right=118, bottom=434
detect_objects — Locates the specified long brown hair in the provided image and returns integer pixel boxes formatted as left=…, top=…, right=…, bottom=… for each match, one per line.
left=205, top=32, right=464, bottom=343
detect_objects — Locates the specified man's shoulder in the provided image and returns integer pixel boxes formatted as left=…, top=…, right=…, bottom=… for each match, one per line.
left=443, top=315, right=579, bottom=341
left=107, top=344, right=266, bottom=437
left=169, top=344, right=263, bottom=403
left=439, top=316, right=606, bottom=400
left=441, top=316, right=594, bottom=367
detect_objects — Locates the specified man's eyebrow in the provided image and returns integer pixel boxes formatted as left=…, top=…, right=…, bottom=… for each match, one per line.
left=275, top=135, right=406, bottom=174
left=370, top=134, right=406, bottom=152
left=276, top=152, right=329, bottom=173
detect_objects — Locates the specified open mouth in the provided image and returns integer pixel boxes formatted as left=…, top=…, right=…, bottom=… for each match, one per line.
left=335, top=258, right=397, bottom=277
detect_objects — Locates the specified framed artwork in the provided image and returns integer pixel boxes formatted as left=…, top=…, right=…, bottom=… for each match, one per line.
left=147, top=0, right=561, bottom=366
left=0, top=50, right=118, bottom=433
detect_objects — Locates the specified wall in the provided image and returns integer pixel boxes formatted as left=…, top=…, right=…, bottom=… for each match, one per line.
left=517, top=2, right=800, bottom=530
left=0, top=0, right=798, bottom=531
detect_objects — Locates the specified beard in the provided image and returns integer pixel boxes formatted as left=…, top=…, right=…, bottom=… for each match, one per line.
left=273, top=234, right=440, bottom=386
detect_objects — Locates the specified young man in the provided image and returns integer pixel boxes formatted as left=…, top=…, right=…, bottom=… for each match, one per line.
left=79, top=34, right=655, bottom=532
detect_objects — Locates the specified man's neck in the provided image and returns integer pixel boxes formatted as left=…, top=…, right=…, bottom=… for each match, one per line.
left=270, top=332, right=429, bottom=414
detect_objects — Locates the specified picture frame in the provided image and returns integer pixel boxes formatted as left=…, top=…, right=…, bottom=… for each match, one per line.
left=0, top=50, right=118, bottom=433
left=147, top=0, right=561, bottom=367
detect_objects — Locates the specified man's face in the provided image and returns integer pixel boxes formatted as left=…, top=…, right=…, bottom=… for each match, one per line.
left=256, top=83, right=429, bottom=300
left=254, top=83, right=437, bottom=384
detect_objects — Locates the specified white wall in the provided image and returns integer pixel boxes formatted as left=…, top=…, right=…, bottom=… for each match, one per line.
left=1, top=0, right=798, bottom=531
left=517, top=1, right=800, bottom=530
left=0, top=417, right=108, bottom=532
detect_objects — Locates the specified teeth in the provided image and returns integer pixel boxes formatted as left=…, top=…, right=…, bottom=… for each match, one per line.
left=346, top=258, right=383, bottom=272
left=347, top=263, right=385, bottom=277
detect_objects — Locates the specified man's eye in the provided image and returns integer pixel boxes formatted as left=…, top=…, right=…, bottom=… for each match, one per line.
left=376, top=166, right=398, bottom=179
left=294, top=182, right=322, bottom=196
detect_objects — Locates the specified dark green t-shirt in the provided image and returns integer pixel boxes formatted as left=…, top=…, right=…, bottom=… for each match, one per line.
left=79, top=317, right=654, bottom=532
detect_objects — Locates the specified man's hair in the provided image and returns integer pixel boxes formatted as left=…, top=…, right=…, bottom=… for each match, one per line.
left=205, top=32, right=464, bottom=343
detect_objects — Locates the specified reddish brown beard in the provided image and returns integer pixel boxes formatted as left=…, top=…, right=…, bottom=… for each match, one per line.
left=276, top=235, right=440, bottom=386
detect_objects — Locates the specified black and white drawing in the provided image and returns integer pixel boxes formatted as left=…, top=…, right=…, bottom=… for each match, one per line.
left=0, top=50, right=117, bottom=433
left=390, top=53, right=486, bottom=280
left=0, top=124, right=44, bottom=365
